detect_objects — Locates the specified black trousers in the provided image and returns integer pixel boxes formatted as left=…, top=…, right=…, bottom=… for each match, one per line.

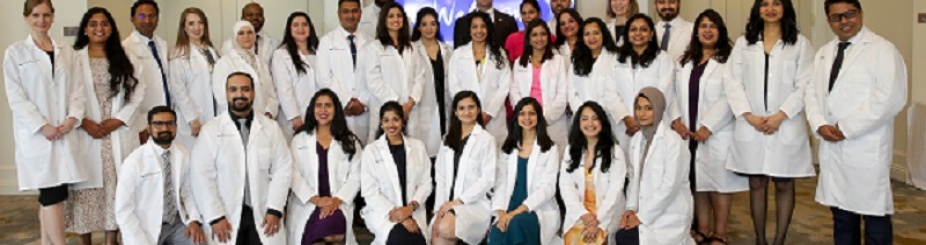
left=614, top=227, right=639, bottom=245
left=831, top=207, right=892, bottom=245
left=237, top=205, right=262, bottom=245
left=386, top=223, right=427, bottom=245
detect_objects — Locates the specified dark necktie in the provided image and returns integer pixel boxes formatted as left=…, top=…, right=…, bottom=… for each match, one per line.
left=255, top=35, right=261, bottom=55
left=148, top=40, right=170, bottom=106
left=661, top=23, right=671, bottom=51
left=348, top=34, right=357, bottom=69
left=828, top=42, right=851, bottom=92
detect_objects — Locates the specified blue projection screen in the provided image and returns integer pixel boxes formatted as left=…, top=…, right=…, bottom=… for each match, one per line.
left=396, top=0, right=575, bottom=44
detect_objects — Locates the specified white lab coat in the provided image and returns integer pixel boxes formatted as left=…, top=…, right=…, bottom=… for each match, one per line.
left=493, top=140, right=562, bottom=244
left=558, top=144, right=626, bottom=236
left=287, top=129, right=362, bottom=245
left=627, top=123, right=694, bottom=245
left=317, top=27, right=372, bottom=143
left=411, top=40, right=453, bottom=157
left=568, top=51, right=623, bottom=137
left=123, top=31, right=171, bottom=115
left=723, top=35, right=815, bottom=177
left=806, top=27, right=908, bottom=216
left=222, top=30, right=280, bottom=68
left=270, top=48, right=319, bottom=140
left=168, top=45, right=220, bottom=150
left=73, top=48, right=147, bottom=189
left=3, top=35, right=87, bottom=190
left=448, top=43, right=511, bottom=145
left=190, top=112, right=292, bottom=245
left=361, top=42, right=428, bottom=144
left=613, top=52, right=676, bottom=155
left=606, top=18, right=626, bottom=46
left=673, top=60, right=747, bottom=193
left=431, top=125, right=497, bottom=244
left=115, top=141, right=202, bottom=245
left=358, top=3, right=380, bottom=41
left=360, top=135, right=433, bottom=245
left=510, top=54, right=570, bottom=154
left=655, top=18, right=693, bottom=62
left=211, top=49, right=279, bottom=119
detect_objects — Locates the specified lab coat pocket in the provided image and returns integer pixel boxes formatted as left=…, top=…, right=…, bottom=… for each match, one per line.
left=733, top=118, right=755, bottom=142
left=703, top=78, right=724, bottom=103
left=778, top=119, right=809, bottom=145
left=780, top=60, right=798, bottom=88
left=16, top=59, right=42, bottom=85
left=16, top=128, right=51, bottom=157
left=257, top=148, right=272, bottom=170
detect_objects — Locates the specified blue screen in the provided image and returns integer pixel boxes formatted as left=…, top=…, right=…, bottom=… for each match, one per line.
left=396, top=0, right=574, bottom=44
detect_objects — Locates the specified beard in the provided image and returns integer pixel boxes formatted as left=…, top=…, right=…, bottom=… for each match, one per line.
left=230, top=98, right=253, bottom=112
left=151, top=132, right=175, bottom=145
left=659, top=8, right=679, bottom=20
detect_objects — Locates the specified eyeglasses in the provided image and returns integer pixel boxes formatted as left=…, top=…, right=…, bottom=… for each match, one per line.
left=828, top=9, right=859, bottom=22
left=150, top=120, right=177, bottom=128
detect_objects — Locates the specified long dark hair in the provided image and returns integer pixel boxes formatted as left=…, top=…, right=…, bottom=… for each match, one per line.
left=518, top=20, right=555, bottom=68
left=461, top=12, right=506, bottom=69
left=519, top=0, right=542, bottom=24
left=617, top=14, right=659, bottom=68
left=74, top=7, right=137, bottom=103
left=410, top=7, right=443, bottom=42
left=572, top=17, right=618, bottom=76
left=444, top=91, right=486, bottom=152
left=566, top=101, right=617, bottom=173
left=280, top=12, right=319, bottom=75
left=298, top=89, right=360, bottom=159
left=374, top=101, right=407, bottom=138
left=680, top=9, right=733, bottom=65
left=376, top=2, right=412, bottom=54
left=745, top=0, right=799, bottom=45
left=553, top=9, right=583, bottom=50
left=502, top=97, right=554, bottom=154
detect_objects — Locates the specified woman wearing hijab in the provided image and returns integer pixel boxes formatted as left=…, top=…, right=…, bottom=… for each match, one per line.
left=618, top=87, right=694, bottom=244
left=212, top=21, right=278, bottom=119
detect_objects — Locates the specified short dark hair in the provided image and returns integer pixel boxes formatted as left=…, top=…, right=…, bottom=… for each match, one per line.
left=824, top=0, right=862, bottom=15
left=147, top=105, right=176, bottom=124
left=226, top=71, right=255, bottom=88
left=338, top=0, right=361, bottom=9
left=130, top=0, right=159, bottom=17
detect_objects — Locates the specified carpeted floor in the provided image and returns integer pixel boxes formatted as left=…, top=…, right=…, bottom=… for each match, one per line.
left=2, top=177, right=925, bottom=244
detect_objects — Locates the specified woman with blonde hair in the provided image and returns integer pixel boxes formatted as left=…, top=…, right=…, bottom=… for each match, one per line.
left=607, top=0, right=639, bottom=45
left=168, top=7, right=219, bottom=150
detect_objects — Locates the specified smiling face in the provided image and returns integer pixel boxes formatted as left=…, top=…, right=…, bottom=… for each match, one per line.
left=518, top=103, right=539, bottom=132
left=760, top=0, right=784, bottom=23
left=226, top=75, right=255, bottom=113
left=242, top=4, right=265, bottom=32
left=529, top=25, right=549, bottom=52
left=25, top=3, right=53, bottom=34
left=291, top=16, right=311, bottom=42
left=455, top=97, right=480, bottom=126
left=338, top=1, right=362, bottom=32
left=634, top=96, right=654, bottom=126
left=520, top=3, right=539, bottom=26
left=579, top=107, right=602, bottom=138
left=131, top=3, right=159, bottom=38
left=558, top=13, right=579, bottom=38
left=655, top=0, right=679, bottom=21
left=470, top=16, right=489, bottom=43
left=85, top=13, right=112, bottom=45
left=184, top=13, right=205, bottom=43
left=697, top=17, right=719, bottom=48
left=380, top=109, right=404, bottom=138
left=313, top=94, right=336, bottom=126
left=583, top=22, right=603, bottom=52
left=147, top=112, right=177, bottom=146
left=236, top=26, right=256, bottom=50
left=551, top=0, right=571, bottom=14
left=827, top=2, right=863, bottom=42
left=611, top=0, right=630, bottom=17
left=386, top=7, right=404, bottom=33
left=627, top=18, right=653, bottom=49
left=418, top=14, right=438, bottom=39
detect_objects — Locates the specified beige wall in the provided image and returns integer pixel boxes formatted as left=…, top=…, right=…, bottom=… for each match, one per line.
left=914, top=1, right=926, bottom=105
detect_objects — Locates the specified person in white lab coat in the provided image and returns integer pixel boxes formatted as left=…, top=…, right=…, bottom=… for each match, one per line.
left=653, top=0, right=693, bottom=62
left=806, top=1, right=907, bottom=243
left=431, top=91, right=498, bottom=245
left=287, top=89, right=363, bottom=245
left=360, top=101, right=432, bottom=245
left=191, top=72, right=292, bottom=245
left=503, top=0, right=543, bottom=64
left=560, top=101, right=626, bottom=245
left=70, top=8, right=147, bottom=245
left=722, top=1, right=815, bottom=243
left=553, top=9, right=583, bottom=58
left=3, top=1, right=85, bottom=244
left=358, top=0, right=395, bottom=39
left=548, top=0, right=572, bottom=35
left=272, top=12, right=321, bottom=140
left=222, top=3, right=281, bottom=68
left=317, top=0, right=372, bottom=144
left=448, top=12, right=511, bottom=146
left=619, top=87, right=694, bottom=245
left=509, top=20, right=569, bottom=154
left=168, top=7, right=220, bottom=151
left=669, top=10, right=746, bottom=244
left=123, top=0, right=172, bottom=126
left=213, top=21, right=279, bottom=120
left=568, top=18, right=623, bottom=141
left=410, top=7, right=453, bottom=157
left=606, top=0, right=639, bottom=45
left=115, top=106, right=206, bottom=245
left=489, top=98, right=562, bottom=245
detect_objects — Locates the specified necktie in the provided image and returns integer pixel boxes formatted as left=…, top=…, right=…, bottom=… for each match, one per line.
left=661, top=23, right=671, bottom=51
left=828, top=42, right=851, bottom=93
left=237, top=118, right=251, bottom=207
left=348, top=34, right=357, bottom=69
left=255, top=35, right=261, bottom=55
left=162, top=150, right=177, bottom=224
left=148, top=41, right=170, bottom=107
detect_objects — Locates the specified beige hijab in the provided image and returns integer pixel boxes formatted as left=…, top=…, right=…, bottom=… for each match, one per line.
left=231, top=21, right=258, bottom=69
left=635, top=87, right=666, bottom=161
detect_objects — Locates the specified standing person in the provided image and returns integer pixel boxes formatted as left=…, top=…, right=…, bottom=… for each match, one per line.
left=448, top=12, right=511, bottom=145
left=670, top=9, right=746, bottom=244
left=489, top=98, right=562, bottom=245
left=271, top=12, right=321, bottom=140
left=806, top=0, right=907, bottom=244
left=411, top=7, right=454, bottom=156
left=70, top=7, right=146, bottom=245
left=509, top=20, right=569, bottom=154
left=360, top=101, right=433, bottom=245
left=287, top=89, right=363, bottom=245
left=431, top=91, right=498, bottom=245
left=212, top=21, right=279, bottom=119
left=317, top=0, right=372, bottom=144
left=568, top=18, right=622, bottom=136
left=553, top=9, right=582, bottom=58
left=654, top=0, right=693, bottom=61
left=114, top=106, right=206, bottom=245
left=358, top=0, right=395, bottom=40
left=191, top=72, right=292, bottom=245
left=168, top=7, right=219, bottom=150
left=4, top=1, right=85, bottom=244
left=607, top=0, right=639, bottom=45
left=504, top=0, right=548, bottom=63
left=559, top=101, right=626, bottom=245
left=123, top=0, right=172, bottom=132
left=547, top=0, right=572, bottom=35
left=723, top=0, right=815, bottom=244
left=453, top=0, right=518, bottom=49
left=619, top=87, right=694, bottom=245
left=223, top=2, right=281, bottom=67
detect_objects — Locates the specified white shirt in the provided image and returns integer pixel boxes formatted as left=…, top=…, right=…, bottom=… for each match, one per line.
left=655, top=17, right=693, bottom=62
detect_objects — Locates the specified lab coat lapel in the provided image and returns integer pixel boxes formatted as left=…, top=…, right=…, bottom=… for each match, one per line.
left=697, top=60, right=718, bottom=122
left=375, top=136, right=404, bottom=205
left=836, top=28, right=871, bottom=80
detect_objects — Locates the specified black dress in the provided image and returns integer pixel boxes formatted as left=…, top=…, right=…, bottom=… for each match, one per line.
left=385, top=143, right=427, bottom=245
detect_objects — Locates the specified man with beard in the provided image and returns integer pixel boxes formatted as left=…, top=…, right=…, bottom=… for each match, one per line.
left=548, top=0, right=571, bottom=36
left=191, top=72, right=293, bottom=244
left=223, top=2, right=281, bottom=66
left=115, top=106, right=206, bottom=244
left=654, top=0, right=692, bottom=60
left=358, top=0, right=395, bottom=39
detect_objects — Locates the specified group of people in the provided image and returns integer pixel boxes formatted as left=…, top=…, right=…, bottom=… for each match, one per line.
left=4, top=0, right=907, bottom=244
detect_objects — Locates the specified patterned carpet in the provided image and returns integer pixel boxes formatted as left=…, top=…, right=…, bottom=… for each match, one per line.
left=2, top=177, right=925, bottom=244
